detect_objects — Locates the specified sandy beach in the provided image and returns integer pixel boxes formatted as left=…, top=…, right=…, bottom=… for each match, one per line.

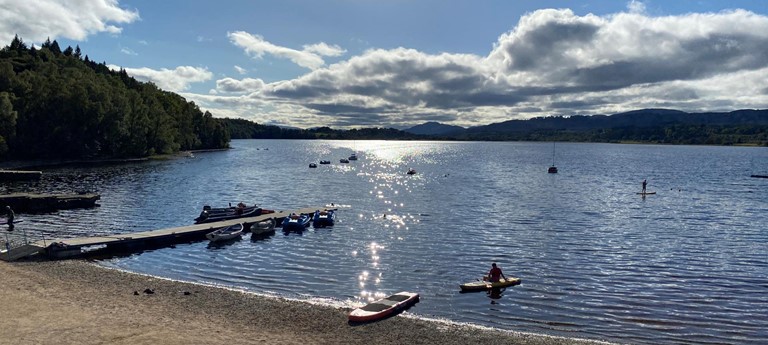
left=0, top=260, right=616, bottom=345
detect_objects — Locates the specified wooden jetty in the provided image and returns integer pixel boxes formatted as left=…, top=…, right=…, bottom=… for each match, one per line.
left=0, top=193, right=100, bottom=213
left=0, top=170, right=42, bottom=181
left=2, top=206, right=334, bottom=261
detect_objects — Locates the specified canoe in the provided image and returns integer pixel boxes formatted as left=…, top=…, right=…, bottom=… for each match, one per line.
left=312, top=209, right=336, bottom=228
left=205, top=223, right=244, bottom=242
left=459, top=277, right=522, bottom=292
left=348, top=291, right=419, bottom=322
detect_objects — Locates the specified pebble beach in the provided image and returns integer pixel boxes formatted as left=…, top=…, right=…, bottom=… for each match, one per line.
left=0, top=260, right=617, bottom=345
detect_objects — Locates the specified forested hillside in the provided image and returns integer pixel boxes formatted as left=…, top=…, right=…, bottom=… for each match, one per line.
left=222, top=118, right=422, bottom=140
left=0, top=36, right=230, bottom=161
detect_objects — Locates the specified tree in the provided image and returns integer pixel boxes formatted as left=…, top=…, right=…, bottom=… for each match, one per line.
left=0, top=92, right=17, bottom=157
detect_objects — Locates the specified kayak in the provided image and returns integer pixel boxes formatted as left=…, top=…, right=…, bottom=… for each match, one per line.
left=459, top=277, right=522, bottom=292
left=348, top=291, right=419, bottom=322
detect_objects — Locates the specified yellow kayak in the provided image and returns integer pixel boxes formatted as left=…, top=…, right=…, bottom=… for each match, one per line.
left=460, top=277, right=521, bottom=292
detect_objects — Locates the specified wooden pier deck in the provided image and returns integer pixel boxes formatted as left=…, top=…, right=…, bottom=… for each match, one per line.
left=0, top=192, right=100, bottom=213
left=8, top=206, right=333, bottom=260
left=0, top=170, right=42, bottom=181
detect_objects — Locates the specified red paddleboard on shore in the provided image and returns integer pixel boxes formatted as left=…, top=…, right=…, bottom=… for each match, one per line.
left=348, top=292, right=419, bottom=322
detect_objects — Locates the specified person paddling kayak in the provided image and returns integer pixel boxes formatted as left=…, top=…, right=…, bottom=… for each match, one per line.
left=485, top=262, right=507, bottom=283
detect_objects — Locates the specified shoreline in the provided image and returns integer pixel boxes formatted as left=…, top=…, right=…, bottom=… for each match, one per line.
left=1, top=260, right=616, bottom=345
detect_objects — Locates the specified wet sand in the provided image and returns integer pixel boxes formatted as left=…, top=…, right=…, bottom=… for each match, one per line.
left=0, top=260, right=616, bottom=345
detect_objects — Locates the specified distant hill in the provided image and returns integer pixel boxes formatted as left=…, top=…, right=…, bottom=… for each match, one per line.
left=452, top=109, right=768, bottom=145
left=404, top=122, right=465, bottom=136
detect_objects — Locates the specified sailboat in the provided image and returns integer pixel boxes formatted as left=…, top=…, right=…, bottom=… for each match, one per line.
left=548, top=142, right=558, bottom=174
left=348, top=140, right=358, bottom=160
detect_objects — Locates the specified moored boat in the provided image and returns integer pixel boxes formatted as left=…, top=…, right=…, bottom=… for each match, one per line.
left=195, top=204, right=275, bottom=224
left=309, top=163, right=318, bottom=168
left=205, top=223, right=244, bottom=242
left=250, top=218, right=276, bottom=236
left=319, top=160, right=331, bottom=165
left=348, top=153, right=358, bottom=161
left=281, top=213, right=310, bottom=231
left=312, top=209, right=336, bottom=228
left=340, top=158, right=349, bottom=163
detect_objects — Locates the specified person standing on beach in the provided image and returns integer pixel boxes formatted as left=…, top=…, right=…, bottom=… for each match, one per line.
left=642, top=179, right=647, bottom=193
left=5, top=206, right=14, bottom=231
left=485, top=263, right=506, bottom=283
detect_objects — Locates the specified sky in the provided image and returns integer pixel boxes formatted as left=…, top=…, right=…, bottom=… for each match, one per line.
left=1, top=0, right=768, bottom=129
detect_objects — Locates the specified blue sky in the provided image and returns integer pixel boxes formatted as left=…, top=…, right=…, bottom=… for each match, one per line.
left=2, top=0, right=768, bottom=128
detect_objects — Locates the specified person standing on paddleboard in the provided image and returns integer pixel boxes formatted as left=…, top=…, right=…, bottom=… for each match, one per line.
left=642, top=179, right=647, bottom=194
left=486, top=263, right=506, bottom=282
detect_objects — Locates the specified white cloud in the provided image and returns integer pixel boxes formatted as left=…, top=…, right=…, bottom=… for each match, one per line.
left=234, top=65, right=248, bottom=75
left=627, top=0, right=646, bottom=14
left=265, top=8, right=768, bottom=128
left=109, top=65, right=213, bottom=92
left=303, top=42, right=346, bottom=57
left=120, top=47, right=137, bottom=55
left=228, top=31, right=344, bottom=70
left=0, top=0, right=139, bottom=44
left=215, top=77, right=265, bottom=93
left=107, top=7, right=768, bottom=129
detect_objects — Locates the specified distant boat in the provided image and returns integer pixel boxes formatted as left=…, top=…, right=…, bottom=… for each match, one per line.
left=348, top=153, right=358, bottom=161
left=340, top=158, right=350, bottom=163
left=309, top=163, right=317, bottom=168
left=319, top=160, right=331, bottom=165
left=406, top=168, right=416, bottom=175
left=548, top=142, right=558, bottom=174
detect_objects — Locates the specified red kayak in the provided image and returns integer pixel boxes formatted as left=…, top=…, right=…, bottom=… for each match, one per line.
left=348, top=291, right=419, bottom=322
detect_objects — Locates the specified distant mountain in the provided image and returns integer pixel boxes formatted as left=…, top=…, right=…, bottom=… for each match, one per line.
left=450, top=108, right=768, bottom=145
left=464, top=109, right=768, bottom=134
left=404, top=122, right=465, bottom=136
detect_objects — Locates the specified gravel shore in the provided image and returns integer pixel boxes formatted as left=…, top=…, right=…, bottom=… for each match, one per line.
left=1, top=260, right=617, bottom=345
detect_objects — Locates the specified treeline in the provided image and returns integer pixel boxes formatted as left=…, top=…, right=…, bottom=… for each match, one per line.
left=438, top=109, right=768, bottom=146
left=222, top=118, right=423, bottom=140
left=0, top=36, right=229, bottom=161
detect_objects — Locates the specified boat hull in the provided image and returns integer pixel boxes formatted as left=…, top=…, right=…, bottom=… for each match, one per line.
left=195, top=205, right=274, bottom=224
left=312, top=210, right=336, bottom=228
left=348, top=292, right=419, bottom=322
left=205, top=223, right=244, bottom=242
left=459, top=277, right=522, bottom=292
left=281, top=214, right=310, bottom=231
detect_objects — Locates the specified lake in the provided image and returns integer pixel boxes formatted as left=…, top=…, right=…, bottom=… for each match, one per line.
left=6, top=140, right=768, bottom=345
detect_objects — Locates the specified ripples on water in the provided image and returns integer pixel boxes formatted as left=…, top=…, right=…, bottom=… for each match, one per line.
left=6, top=140, right=768, bottom=345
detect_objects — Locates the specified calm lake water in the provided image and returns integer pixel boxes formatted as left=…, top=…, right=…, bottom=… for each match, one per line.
left=6, top=140, right=768, bottom=345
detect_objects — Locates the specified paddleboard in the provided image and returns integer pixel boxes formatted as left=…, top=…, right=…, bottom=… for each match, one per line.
left=460, top=277, right=522, bottom=292
left=348, top=291, right=419, bottom=322
left=637, top=192, right=656, bottom=195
